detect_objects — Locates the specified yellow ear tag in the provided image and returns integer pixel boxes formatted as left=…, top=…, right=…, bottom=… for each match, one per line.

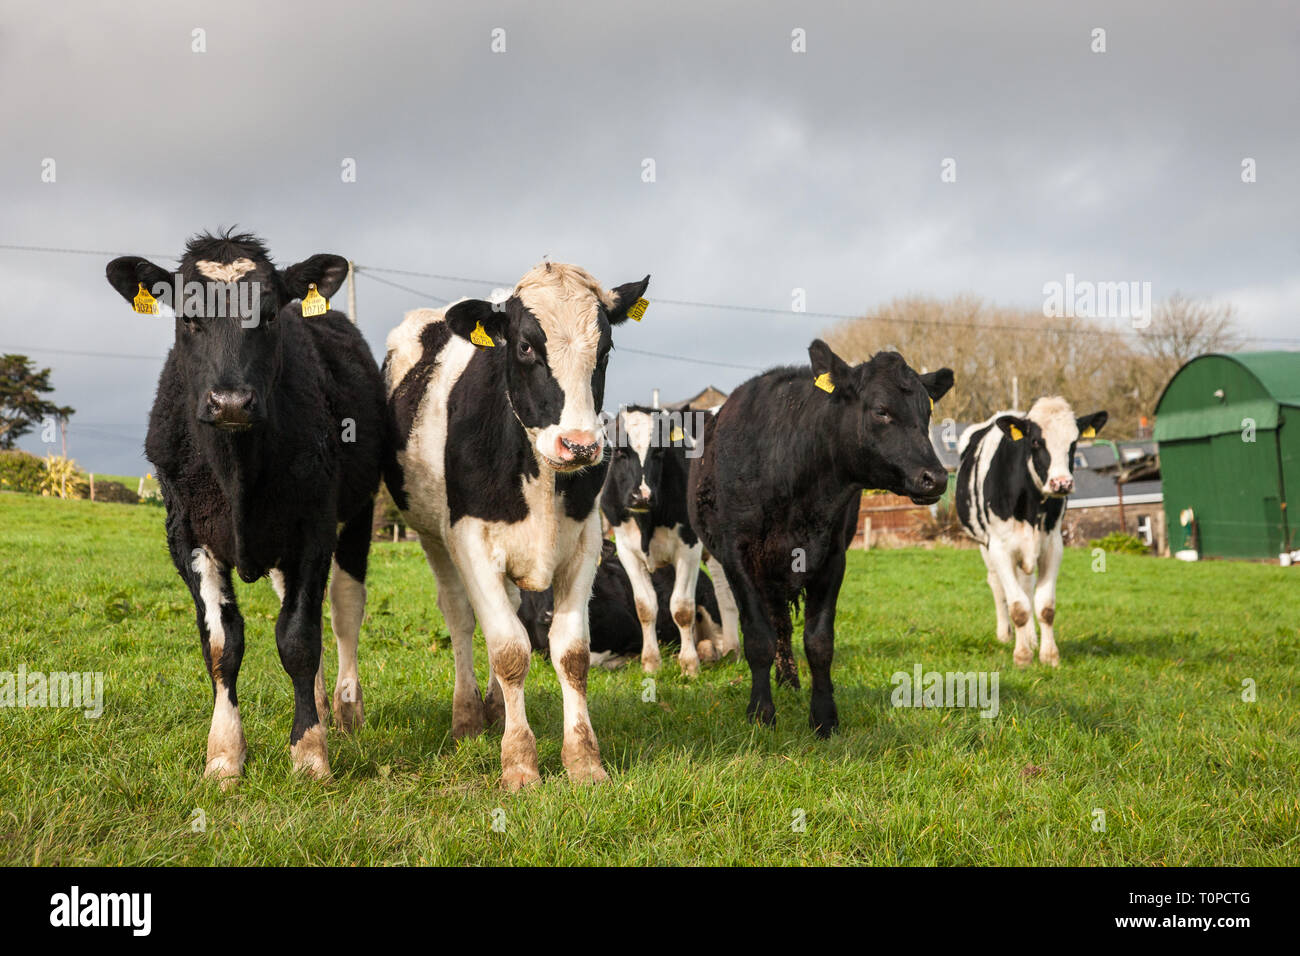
left=1009, top=424, right=1024, bottom=441
left=626, top=297, right=649, bottom=322
left=929, top=397, right=935, bottom=414
left=133, top=283, right=159, bottom=315
left=1080, top=426, right=1096, bottom=439
left=814, top=372, right=835, bottom=394
left=470, top=320, right=495, bottom=348
left=669, top=426, right=685, bottom=442
left=301, top=284, right=328, bottom=317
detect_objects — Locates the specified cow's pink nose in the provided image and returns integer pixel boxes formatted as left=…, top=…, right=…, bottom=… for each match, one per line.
left=555, top=431, right=602, bottom=464
left=1049, top=476, right=1074, bottom=493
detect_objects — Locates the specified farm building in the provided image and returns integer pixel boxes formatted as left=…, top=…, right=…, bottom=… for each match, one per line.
left=1061, top=440, right=1166, bottom=552
left=1154, top=351, right=1300, bottom=559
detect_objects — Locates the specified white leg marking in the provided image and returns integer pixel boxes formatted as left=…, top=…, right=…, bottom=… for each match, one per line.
left=191, top=547, right=245, bottom=786
left=329, top=560, right=366, bottom=731
left=614, top=530, right=660, bottom=673
left=704, top=554, right=742, bottom=660
left=548, top=515, right=608, bottom=784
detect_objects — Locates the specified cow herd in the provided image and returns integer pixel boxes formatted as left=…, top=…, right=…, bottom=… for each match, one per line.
left=105, top=230, right=1107, bottom=790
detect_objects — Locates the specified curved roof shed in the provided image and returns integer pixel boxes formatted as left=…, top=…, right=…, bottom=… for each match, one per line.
left=1154, top=352, right=1300, bottom=558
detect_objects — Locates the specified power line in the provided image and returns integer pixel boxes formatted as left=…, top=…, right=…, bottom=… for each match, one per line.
left=616, top=346, right=763, bottom=372
left=1, top=345, right=163, bottom=361
left=6, top=239, right=1300, bottom=345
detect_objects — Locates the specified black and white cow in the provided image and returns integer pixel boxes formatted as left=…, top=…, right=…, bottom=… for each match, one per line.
left=689, top=340, right=953, bottom=736
left=383, top=262, right=648, bottom=789
left=105, top=231, right=386, bottom=786
left=955, top=397, right=1108, bottom=667
left=601, top=405, right=740, bottom=675
left=518, top=538, right=725, bottom=665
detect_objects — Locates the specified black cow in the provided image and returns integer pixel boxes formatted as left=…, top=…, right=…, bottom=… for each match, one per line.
left=105, top=230, right=386, bottom=786
left=600, top=405, right=739, bottom=675
left=518, top=539, right=724, bottom=663
left=688, top=339, right=953, bottom=737
left=383, top=262, right=648, bottom=789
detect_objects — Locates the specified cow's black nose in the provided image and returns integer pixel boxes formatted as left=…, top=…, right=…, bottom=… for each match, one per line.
left=917, top=469, right=946, bottom=494
left=207, top=388, right=257, bottom=428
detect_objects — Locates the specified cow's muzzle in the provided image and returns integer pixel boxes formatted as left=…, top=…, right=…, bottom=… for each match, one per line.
left=553, top=431, right=603, bottom=469
left=202, top=387, right=258, bottom=431
left=1046, top=475, right=1074, bottom=496
left=907, top=467, right=947, bottom=505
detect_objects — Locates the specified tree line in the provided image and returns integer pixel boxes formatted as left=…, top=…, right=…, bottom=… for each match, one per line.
left=820, top=293, right=1241, bottom=437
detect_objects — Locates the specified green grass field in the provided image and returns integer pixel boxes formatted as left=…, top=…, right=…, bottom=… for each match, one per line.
left=1, top=492, right=1296, bottom=865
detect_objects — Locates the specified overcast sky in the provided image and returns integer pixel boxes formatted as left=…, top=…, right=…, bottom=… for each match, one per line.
left=3, top=1, right=1297, bottom=475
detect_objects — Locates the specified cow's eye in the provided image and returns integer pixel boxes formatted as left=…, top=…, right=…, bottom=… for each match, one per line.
left=873, top=407, right=892, bottom=422
left=1031, top=438, right=1043, bottom=449
left=517, top=340, right=534, bottom=360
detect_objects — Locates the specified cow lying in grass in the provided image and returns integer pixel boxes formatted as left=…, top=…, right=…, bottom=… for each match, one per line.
left=517, top=539, right=724, bottom=667
left=956, top=397, right=1108, bottom=667
left=383, top=262, right=648, bottom=789
left=689, top=340, right=953, bottom=736
left=105, top=231, right=386, bottom=786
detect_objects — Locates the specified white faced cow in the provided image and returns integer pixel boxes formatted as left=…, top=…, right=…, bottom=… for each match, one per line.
left=601, top=406, right=741, bottom=676
left=956, top=396, right=1108, bottom=667
left=383, top=262, right=648, bottom=789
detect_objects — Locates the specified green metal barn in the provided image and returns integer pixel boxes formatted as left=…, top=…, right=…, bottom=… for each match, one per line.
left=1154, top=351, right=1300, bottom=559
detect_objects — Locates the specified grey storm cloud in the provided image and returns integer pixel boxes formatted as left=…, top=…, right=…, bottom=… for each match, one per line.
left=1, top=0, right=1296, bottom=474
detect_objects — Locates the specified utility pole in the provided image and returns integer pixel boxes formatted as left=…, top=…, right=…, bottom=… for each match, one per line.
left=347, top=261, right=357, bottom=325
left=1011, top=375, right=1019, bottom=411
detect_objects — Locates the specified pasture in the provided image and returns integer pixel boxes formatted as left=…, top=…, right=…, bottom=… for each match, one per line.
left=1, top=493, right=1295, bottom=866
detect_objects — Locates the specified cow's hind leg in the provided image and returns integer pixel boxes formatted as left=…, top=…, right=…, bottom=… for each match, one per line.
left=979, top=544, right=1013, bottom=644
left=330, top=506, right=371, bottom=732
left=277, top=553, right=333, bottom=780
left=724, top=557, right=780, bottom=726
left=422, top=540, right=486, bottom=739
left=186, top=544, right=247, bottom=789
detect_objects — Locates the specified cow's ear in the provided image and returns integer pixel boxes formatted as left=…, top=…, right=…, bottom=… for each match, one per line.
left=1076, top=410, right=1108, bottom=439
left=920, top=368, right=955, bottom=404
left=808, top=339, right=854, bottom=396
left=995, top=416, right=1032, bottom=443
left=106, top=256, right=171, bottom=307
left=283, top=254, right=349, bottom=300
left=606, top=275, right=651, bottom=325
left=445, top=298, right=505, bottom=348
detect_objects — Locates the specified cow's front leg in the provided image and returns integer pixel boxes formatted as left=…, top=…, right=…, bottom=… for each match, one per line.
left=187, top=545, right=247, bottom=789
left=803, top=550, right=846, bottom=738
left=549, top=518, right=609, bottom=784
left=276, top=553, right=332, bottom=780
left=669, top=545, right=705, bottom=676
left=986, top=545, right=1036, bottom=668
left=614, top=536, right=661, bottom=673
left=455, top=554, right=539, bottom=789
left=1035, top=532, right=1064, bottom=667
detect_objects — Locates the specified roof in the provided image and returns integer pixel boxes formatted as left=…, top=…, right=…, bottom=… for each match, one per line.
left=1070, top=440, right=1162, bottom=506
left=667, top=385, right=729, bottom=410
left=1154, top=351, right=1300, bottom=442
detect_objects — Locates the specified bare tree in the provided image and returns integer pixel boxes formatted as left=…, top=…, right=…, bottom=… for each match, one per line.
left=820, top=294, right=1209, bottom=437
left=1137, top=293, right=1242, bottom=383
